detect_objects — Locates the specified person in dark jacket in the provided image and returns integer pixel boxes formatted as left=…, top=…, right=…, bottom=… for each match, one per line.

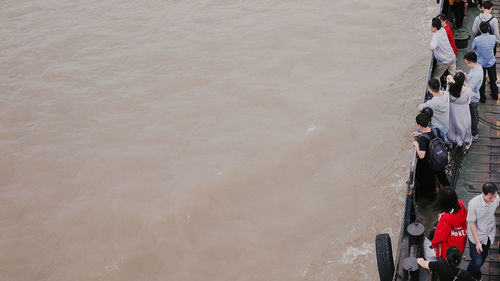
left=417, top=246, right=475, bottom=281
left=412, top=113, right=450, bottom=200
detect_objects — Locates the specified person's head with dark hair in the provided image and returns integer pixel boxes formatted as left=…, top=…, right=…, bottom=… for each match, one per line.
left=482, top=1, right=493, bottom=10
left=436, top=14, right=450, bottom=27
left=437, top=13, right=447, bottom=22
left=433, top=187, right=461, bottom=213
left=482, top=182, right=498, bottom=194
left=446, top=246, right=462, bottom=268
left=421, top=107, right=434, bottom=119
left=416, top=112, right=430, bottom=128
left=428, top=78, right=440, bottom=93
left=464, top=51, right=477, bottom=63
left=482, top=182, right=498, bottom=205
left=431, top=17, right=442, bottom=31
left=479, top=21, right=490, bottom=34
left=448, top=72, right=466, bottom=98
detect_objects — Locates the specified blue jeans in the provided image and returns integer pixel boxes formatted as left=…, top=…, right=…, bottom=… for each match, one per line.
left=466, top=238, right=491, bottom=279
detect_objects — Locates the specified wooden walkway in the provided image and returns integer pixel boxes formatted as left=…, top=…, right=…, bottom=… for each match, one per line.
left=451, top=2, right=500, bottom=280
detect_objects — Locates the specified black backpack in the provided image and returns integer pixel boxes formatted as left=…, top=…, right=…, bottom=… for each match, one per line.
left=475, top=15, right=495, bottom=37
left=421, top=128, right=448, bottom=171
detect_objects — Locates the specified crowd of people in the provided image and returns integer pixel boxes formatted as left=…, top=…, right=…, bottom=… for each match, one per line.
left=410, top=2, right=500, bottom=280
left=416, top=184, right=499, bottom=280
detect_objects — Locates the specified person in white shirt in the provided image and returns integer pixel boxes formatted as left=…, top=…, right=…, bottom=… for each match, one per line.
left=418, top=78, right=450, bottom=134
left=463, top=51, right=483, bottom=140
left=430, top=17, right=456, bottom=80
left=466, top=182, right=500, bottom=280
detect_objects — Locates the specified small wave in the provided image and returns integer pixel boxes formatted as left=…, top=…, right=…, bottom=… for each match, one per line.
left=305, top=124, right=316, bottom=135
left=301, top=268, right=308, bottom=277
left=341, top=242, right=374, bottom=264
left=104, top=260, right=120, bottom=271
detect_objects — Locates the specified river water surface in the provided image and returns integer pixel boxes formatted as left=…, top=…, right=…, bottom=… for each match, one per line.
left=1, top=1, right=440, bottom=280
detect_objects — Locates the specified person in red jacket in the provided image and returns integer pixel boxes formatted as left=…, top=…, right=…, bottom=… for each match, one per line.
left=438, top=14, right=458, bottom=56
left=431, top=187, right=468, bottom=260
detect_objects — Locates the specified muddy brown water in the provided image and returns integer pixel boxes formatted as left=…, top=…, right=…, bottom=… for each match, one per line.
left=1, top=1, right=441, bottom=280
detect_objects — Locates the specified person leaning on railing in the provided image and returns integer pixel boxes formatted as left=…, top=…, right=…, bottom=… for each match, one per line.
left=413, top=107, right=448, bottom=143
left=418, top=79, right=450, bottom=135
left=430, top=17, right=456, bottom=80
left=445, top=72, right=473, bottom=149
left=437, top=14, right=458, bottom=57
left=430, top=187, right=468, bottom=261
left=417, top=246, right=474, bottom=281
left=411, top=112, right=450, bottom=200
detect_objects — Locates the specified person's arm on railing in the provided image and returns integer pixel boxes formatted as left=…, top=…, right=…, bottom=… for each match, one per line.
left=417, top=258, right=430, bottom=269
left=413, top=141, right=426, bottom=159
left=430, top=32, right=437, bottom=51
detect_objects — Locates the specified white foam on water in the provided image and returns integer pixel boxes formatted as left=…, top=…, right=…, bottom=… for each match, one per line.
left=305, top=124, right=316, bottom=135
left=301, top=268, right=308, bottom=277
left=341, top=242, right=374, bottom=265
left=104, top=260, right=120, bottom=272
left=381, top=227, right=395, bottom=238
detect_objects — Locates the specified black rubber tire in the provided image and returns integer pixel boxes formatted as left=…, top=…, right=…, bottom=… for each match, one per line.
left=375, top=233, right=395, bottom=281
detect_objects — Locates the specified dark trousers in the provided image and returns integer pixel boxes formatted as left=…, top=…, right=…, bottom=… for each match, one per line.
left=480, top=64, right=498, bottom=101
left=453, top=1, right=465, bottom=27
left=415, top=159, right=450, bottom=199
left=470, top=102, right=479, bottom=137
left=443, top=3, right=450, bottom=20
left=467, top=238, right=491, bottom=280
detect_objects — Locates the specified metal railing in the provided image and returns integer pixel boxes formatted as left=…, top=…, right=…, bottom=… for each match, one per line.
left=392, top=0, right=444, bottom=278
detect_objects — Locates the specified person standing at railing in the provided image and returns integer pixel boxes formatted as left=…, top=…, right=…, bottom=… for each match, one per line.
left=466, top=182, right=499, bottom=280
left=417, top=247, right=474, bottom=281
left=430, top=17, right=457, bottom=81
left=413, top=107, right=448, bottom=142
left=412, top=112, right=450, bottom=200
left=418, top=79, right=450, bottom=135
left=446, top=72, right=473, bottom=149
left=463, top=51, right=483, bottom=141
left=438, top=14, right=458, bottom=57
left=472, top=21, right=498, bottom=102
left=430, top=187, right=468, bottom=260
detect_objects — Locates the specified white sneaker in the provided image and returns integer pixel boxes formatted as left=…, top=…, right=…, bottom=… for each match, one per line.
left=473, top=135, right=479, bottom=142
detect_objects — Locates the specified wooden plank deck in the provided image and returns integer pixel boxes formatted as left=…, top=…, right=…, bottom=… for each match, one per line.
left=451, top=2, right=500, bottom=280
